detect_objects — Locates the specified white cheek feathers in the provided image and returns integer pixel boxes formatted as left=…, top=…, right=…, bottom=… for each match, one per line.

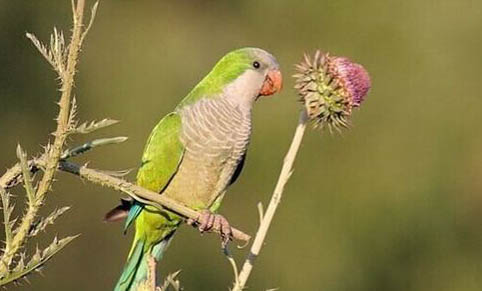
left=223, top=70, right=265, bottom=108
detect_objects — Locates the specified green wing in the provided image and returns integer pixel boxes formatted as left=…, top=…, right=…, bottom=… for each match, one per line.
left=124, top=112, right=184, bottom=231
left=137, top=112, right=184, bottom=192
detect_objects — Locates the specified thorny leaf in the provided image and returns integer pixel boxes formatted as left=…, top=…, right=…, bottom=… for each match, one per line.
left=68, top=97, right=79, bottom=131
left=72, top=119, right=120, bottom=134
left=0, top=235, right=79, bottom=286
left=49, top=27, right=67, bottom=76
left=25, top=33, right=56, bottom=71
left=12, top=253, right=26, bottom=273
left=159, top=270, right=182, bottom=291
left=80, top=2, right=99, bottom=46
left=61, top=136, right=128, bottom=160
left=28, top=207, right=70, bottom=237
left=25, top=27, right=67, bottom=78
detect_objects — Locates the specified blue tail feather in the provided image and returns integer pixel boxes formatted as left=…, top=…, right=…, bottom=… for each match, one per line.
left=114, top=234, right=174, bottom=291
left=124, top=202, right=144, bottom=233
left=114, top=238, right=145, bottom=291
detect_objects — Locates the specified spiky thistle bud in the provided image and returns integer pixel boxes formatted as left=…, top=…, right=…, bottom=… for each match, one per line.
left=294, top=50, right=371, bottom=131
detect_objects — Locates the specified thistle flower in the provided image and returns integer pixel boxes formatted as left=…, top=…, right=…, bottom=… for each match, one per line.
left=294, top=50, right=371, bottom=131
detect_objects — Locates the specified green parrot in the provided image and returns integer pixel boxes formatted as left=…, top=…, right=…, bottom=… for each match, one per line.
left=107, top=47, right=282, bottom=291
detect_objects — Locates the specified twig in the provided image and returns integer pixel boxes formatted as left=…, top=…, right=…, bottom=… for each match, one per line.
left=0, top=136, right=125, bottom=191
left=232, top=111, right=308, bottom=291
left=61, top=136, right=128, bottom=159
left=224, top=247, right=240, bottom=288
left=30, top=156, right=251, bottom=243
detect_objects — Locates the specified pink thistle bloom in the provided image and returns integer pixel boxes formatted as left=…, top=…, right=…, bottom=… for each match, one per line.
left=328, top=56, right=371, bottom=107
left=294, top=51, right=371, bottom=131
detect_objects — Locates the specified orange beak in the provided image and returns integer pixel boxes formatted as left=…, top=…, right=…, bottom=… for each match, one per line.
left=259, top=69, right=283, bottom=96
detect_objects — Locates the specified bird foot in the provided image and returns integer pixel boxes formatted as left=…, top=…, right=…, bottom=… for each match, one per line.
left=188, top=210, right=233, bottom=247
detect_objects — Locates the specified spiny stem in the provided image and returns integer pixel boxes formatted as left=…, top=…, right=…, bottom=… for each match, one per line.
left=0, top=0, right=87, bottom=276
left=0, top=235, right=79, bottom=286
left=0, top=162, right=24, bottom=190
left=232, top=111, right=308, bottom=291
left=16, top=145, right=36, bottom=205
left=35, top=0, right=85, bottom=202
left=0, top=136, right=127, bottom=191
left=0, top=187, right=12, bottom=261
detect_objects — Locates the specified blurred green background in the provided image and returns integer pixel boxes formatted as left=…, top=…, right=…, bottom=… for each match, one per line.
left=1, top=0, right=482, bottom=290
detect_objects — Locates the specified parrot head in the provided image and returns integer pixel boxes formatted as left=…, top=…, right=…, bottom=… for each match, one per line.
left=180, top=47, right=282, bottom=108
left=217, top=47, right=282, bottom=102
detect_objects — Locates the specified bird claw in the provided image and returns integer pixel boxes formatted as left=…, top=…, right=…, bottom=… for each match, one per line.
left=189, top=210, right=233, bottom=247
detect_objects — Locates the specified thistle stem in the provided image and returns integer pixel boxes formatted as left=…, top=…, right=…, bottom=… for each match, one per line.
left=0, top=187, right=11, bottom=262
left=232, top=110, right=308, bottom=291
left=0, top=0, right=86, bottom=276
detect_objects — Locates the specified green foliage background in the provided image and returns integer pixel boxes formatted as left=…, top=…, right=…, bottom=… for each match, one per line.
left=1, top=0, right=482, bottom=290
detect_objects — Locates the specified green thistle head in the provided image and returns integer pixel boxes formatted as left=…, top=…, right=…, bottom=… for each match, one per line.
left=294, top=50, right=371, bottom=131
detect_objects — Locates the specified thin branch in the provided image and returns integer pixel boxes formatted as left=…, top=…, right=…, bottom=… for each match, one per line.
left=257, top=202, right=264, bottom=223
left=147, top=256, right=157, bottom=291
left=45, top=158, right=251, bottom=243
left=135, top=255, right=158, bottom=290
left=232, top=111, right=308, bottom=291
left=0, top=136, right=125, bottom=191
left=2, top=135, right=250, bottom=243
left=224, top=247, right=240, bottom=289
left=61, top=136, right=128, bottom=159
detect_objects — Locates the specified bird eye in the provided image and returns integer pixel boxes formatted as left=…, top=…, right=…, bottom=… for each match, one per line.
left=253, top=61, right=260, bottom=69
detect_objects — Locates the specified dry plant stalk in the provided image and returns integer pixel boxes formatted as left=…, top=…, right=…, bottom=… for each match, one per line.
left=0, top=0, right=98, bottom=286
left=136, top=257, right=181, bottom=291
left=232, top=51, right=371, bottom=290
left=38, top=151, right=250, bottom=242
left=232, top=111, right=308, bottom=291
left=136, top=256, right=157, bottom=291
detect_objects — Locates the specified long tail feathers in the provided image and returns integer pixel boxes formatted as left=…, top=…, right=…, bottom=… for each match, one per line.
left=114, top=234, right=174, bottom=291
